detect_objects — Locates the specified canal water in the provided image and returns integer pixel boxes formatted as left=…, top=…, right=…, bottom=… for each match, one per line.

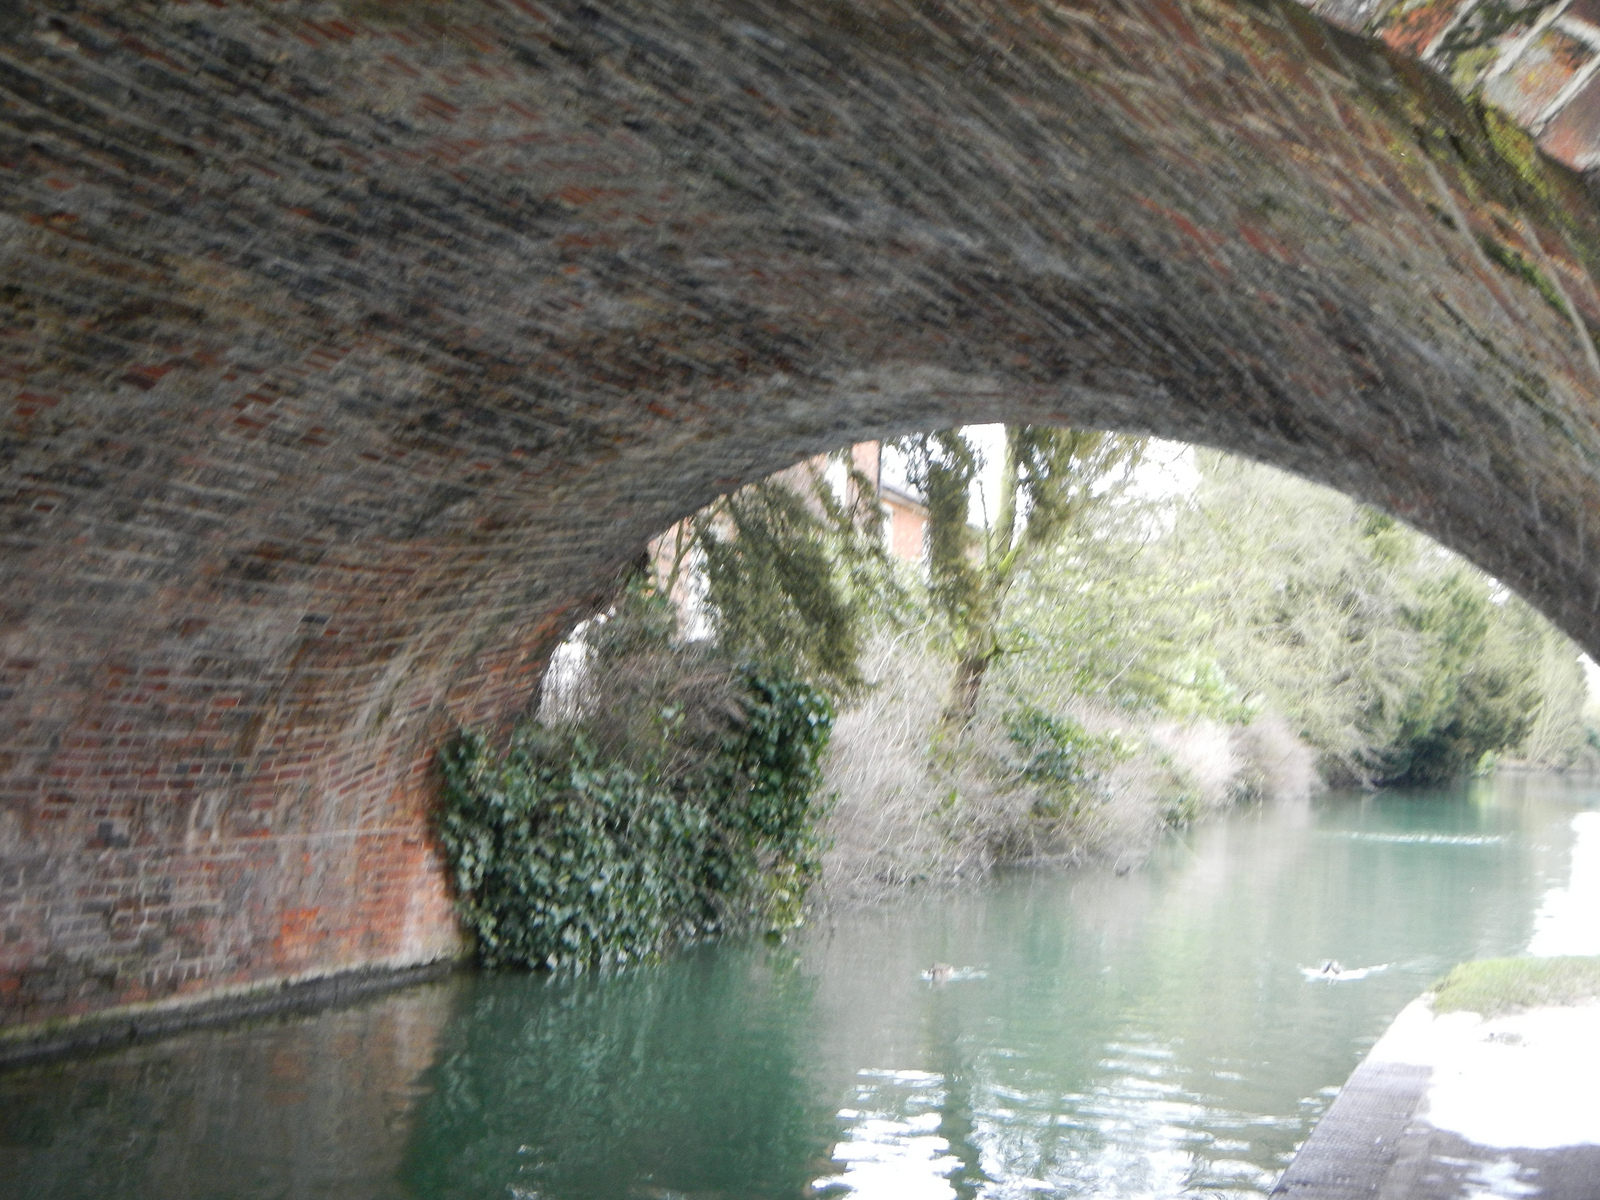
left=3, top=774, right=1597, bottom=1200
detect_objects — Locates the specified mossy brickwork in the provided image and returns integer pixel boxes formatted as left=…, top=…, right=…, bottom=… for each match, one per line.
left=7, top=0, right=1600, bottom=1025
left=1309, top=0, right=1600, bottom=175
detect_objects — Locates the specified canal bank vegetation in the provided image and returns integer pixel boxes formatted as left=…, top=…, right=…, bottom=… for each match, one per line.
left=437, top=638, right=834, bottom=970
left=820, top=631, right=1314, bottom=899
left=1432, top=956, right=1600, bottom=1017
left=1116, top=451, right=1589, bottom=788
left=438, top=433, right=1595, bottom=964
left=435, top=467, right=887, bottom=969
left=820, top=437, right=1591, bottom=900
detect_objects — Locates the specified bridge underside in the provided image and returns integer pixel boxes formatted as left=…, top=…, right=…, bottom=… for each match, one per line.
left=4, top=0, right=1600, bottom=1026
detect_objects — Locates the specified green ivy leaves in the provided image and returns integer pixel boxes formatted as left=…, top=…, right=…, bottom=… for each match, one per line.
left=1005, top=705, right=1130, bottom=822
left=436, top=665, right=833, bottom=972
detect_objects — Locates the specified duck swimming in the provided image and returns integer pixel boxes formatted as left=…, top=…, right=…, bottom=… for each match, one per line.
left=1301, top=960, right=1388, bottom=982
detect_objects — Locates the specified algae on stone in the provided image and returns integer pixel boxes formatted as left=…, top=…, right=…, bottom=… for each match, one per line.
left=1431, top=955, right=1600, bottom=1017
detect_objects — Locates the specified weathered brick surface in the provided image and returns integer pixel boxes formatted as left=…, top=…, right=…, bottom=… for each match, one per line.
left=1303, top=0, right=1600, bottom=173
left=4, top=0, right=1600, bottom=1025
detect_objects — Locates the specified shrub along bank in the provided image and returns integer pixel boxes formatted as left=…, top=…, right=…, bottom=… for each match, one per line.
left=434, top=469, right=878, bottom=971
left=438, top=660, right=833, bottom=970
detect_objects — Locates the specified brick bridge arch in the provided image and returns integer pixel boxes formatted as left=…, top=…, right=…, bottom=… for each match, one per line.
left=5, top=0, right=1600, bottom=1026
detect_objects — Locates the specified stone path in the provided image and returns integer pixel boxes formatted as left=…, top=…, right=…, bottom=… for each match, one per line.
left=1274, top=999, right=1600, bottom=1199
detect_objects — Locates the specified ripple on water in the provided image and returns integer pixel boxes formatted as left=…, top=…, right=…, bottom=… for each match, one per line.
left=3, top=780, right=1593, bottom=1200
left=814, top=1070, right=960, bottom=1199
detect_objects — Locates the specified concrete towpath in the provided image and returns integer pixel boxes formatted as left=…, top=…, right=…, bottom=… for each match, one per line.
left=1273, top=998, right=1600, bottom=1199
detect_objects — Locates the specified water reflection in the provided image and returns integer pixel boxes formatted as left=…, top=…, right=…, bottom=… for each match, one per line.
left=815, top=1070, right=962, bottom=1200
left=1, top=777, right=1596, bottom=1200
left=0, top=982, right=453, bottom=1200
left=795, top=778, right=1589, bottom=1199
left=398, top=948, right=831, bottom=1200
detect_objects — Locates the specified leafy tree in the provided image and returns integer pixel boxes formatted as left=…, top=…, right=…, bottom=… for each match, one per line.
left=1374, top=577, right=1566, bottom=784
left=1000, top=447, right=1585, bottom=787
left=1170, top=462, right=1426, bottom=782
left=674, top=453, right=904, bottom=701
left=998, top=459, right=1224, bottom=721
left=894, top=426, right=1146, bottom=728
left=1517, top=607, right=1589, bottom=769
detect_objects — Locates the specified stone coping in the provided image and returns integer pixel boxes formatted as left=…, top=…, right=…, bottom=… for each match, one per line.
left=1274, top=995, right=1600, bottom=1198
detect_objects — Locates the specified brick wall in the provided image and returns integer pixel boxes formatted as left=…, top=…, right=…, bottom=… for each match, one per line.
left=5, top=0, right=1600, bottom=1026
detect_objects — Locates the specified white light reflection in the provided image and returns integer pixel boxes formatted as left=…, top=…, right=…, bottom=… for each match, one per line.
left=1452, top=1155, right=1541, bottom=1199
left=960, top=1036, right=1283, bottom=1200
left=1528, top=811, right=1600, bottom=956
left=814, top=1069, right=962, bottom=1200
left=818, top=1047, right=1290, bottom=1199
left=1321, top=832, right=1506, bottom=846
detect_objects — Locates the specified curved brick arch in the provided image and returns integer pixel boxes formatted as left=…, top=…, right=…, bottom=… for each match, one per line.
left=5, top=0, right=1600, bottom=1026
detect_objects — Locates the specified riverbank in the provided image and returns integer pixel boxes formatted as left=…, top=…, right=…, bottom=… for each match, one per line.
left=1275, top=961, right=1600, bottom=1199
left=818, top=635, right=1319, bottom=904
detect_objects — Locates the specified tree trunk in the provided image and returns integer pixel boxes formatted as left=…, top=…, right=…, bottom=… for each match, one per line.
left=943, top=651, right=987, bottom=730
left=942, top=427, right=1021, bottom=732
left=943, top=616, right=1002, bottom=731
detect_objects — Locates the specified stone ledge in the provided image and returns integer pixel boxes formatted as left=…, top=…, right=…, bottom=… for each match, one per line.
left=1274, top=995, right=1600, bottom=1198
left=0, top=954, right=468, bottom=1072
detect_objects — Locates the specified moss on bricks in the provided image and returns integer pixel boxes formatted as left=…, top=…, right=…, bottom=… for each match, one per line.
left=1475, top=232, right=1569, bottom=315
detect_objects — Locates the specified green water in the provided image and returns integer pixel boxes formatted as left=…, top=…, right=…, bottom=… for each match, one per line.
left=3, top=775, right=1596, bottom=1200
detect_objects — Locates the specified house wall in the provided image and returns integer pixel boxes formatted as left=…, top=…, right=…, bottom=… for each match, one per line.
left=885, top=496, right=931, bottom=564
left=1310, top=0, right=1600, bottom=172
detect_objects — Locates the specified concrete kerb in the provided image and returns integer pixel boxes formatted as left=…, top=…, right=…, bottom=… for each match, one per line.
left=1274, top=994, right=1600, bottom=1199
